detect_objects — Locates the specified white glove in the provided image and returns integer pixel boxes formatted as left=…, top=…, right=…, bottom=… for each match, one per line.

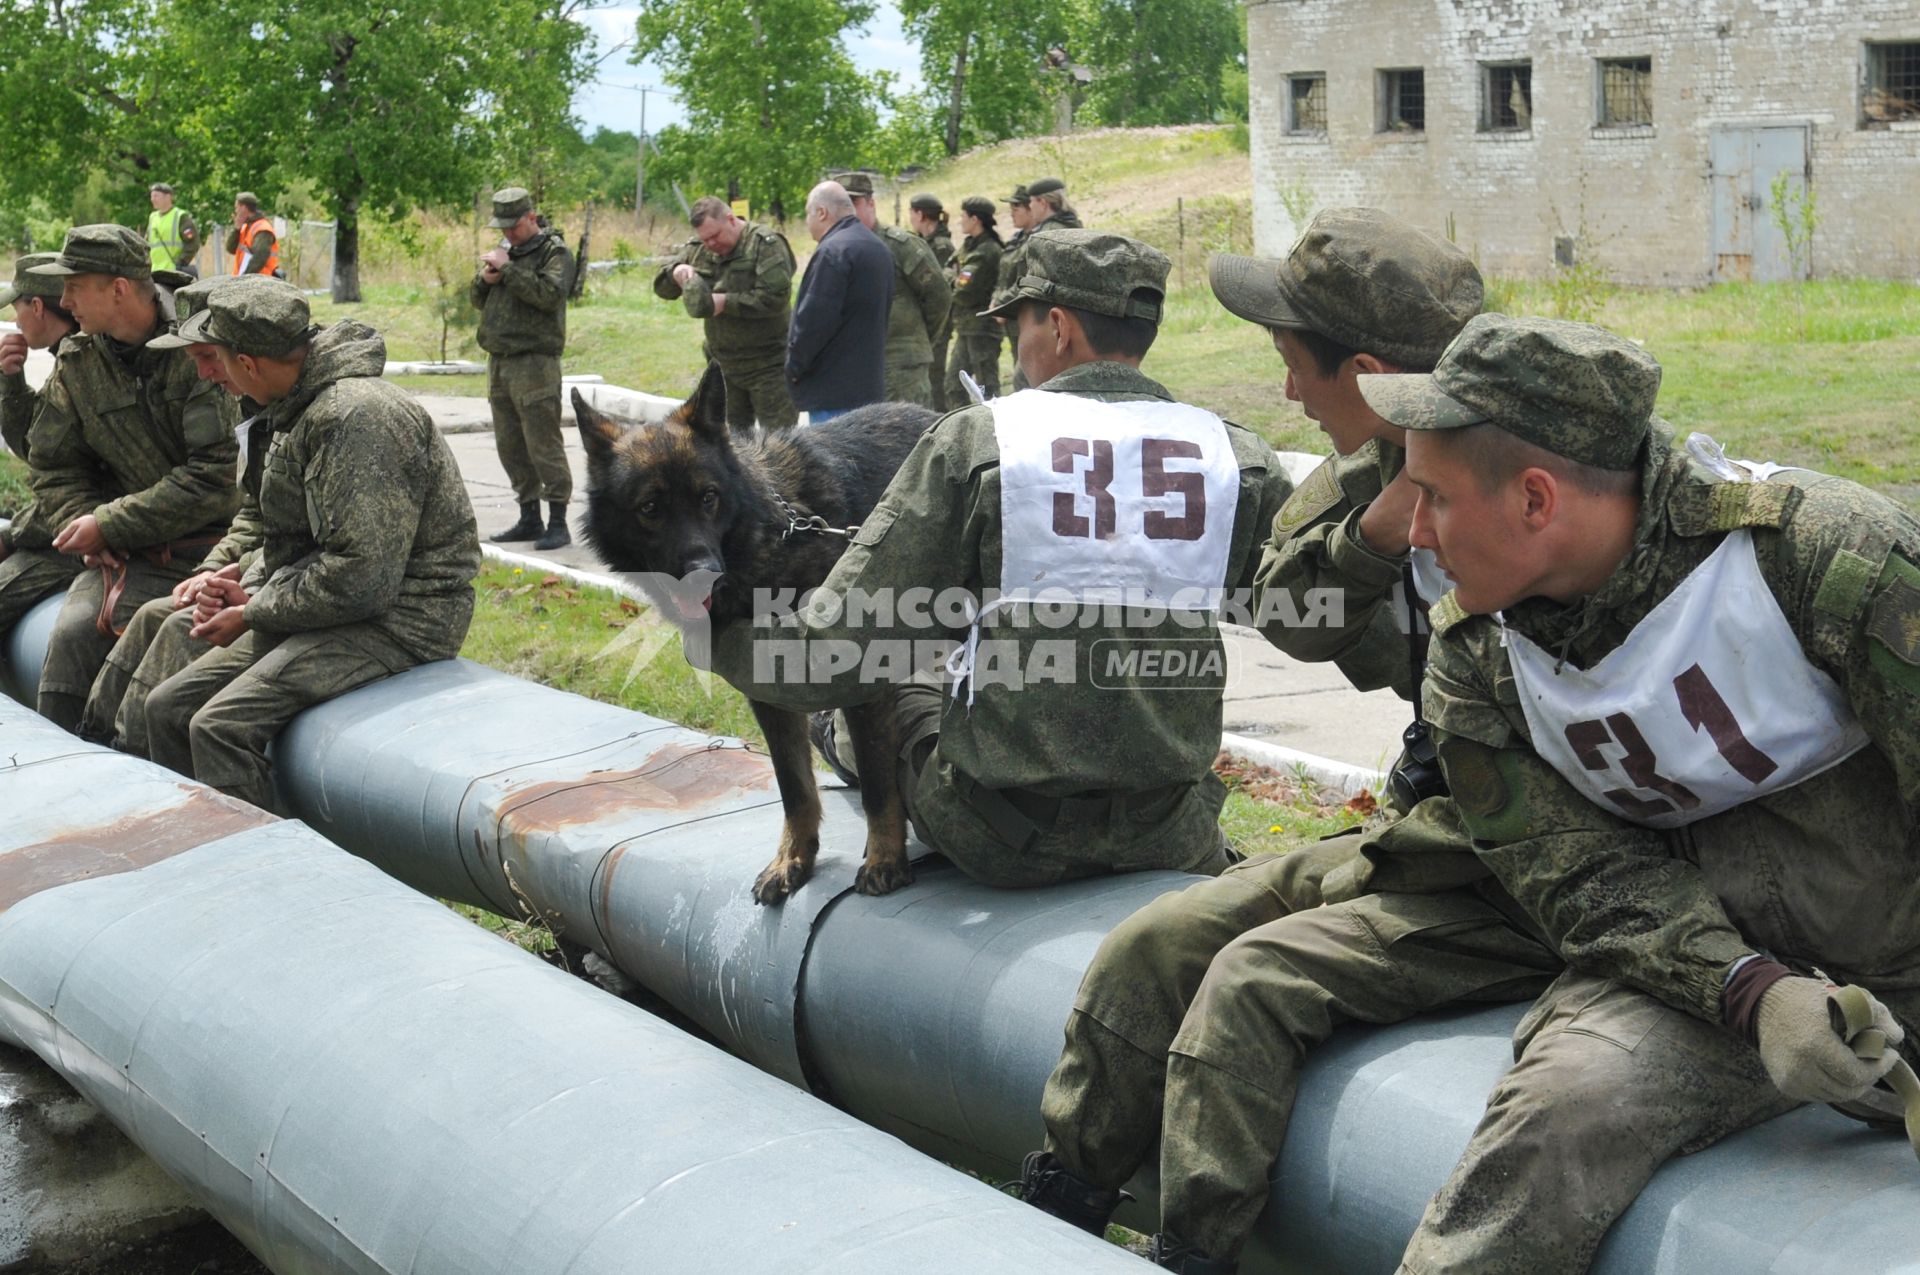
left=1755, top=976, right=1904, bottom=1104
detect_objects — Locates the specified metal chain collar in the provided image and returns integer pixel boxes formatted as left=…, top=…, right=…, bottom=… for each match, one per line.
left=772, top=493, right=859, bottom=540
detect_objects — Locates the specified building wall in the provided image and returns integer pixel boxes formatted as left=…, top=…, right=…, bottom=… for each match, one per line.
left=1247, top=0, right=1920, bottom=283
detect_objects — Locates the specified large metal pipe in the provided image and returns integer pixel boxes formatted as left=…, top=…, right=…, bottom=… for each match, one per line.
left=0, top=695, right=1149, bottom=1274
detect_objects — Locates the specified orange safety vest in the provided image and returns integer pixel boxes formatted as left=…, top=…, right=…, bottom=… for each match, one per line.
left=233, top=217, right=281, bottom=277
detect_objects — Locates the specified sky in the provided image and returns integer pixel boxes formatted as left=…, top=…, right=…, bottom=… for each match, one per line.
left=573, top=3, right=924, bottom=139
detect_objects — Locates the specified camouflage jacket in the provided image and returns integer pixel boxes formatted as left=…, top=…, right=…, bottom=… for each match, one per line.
left=1255, top=438, right=1421, bottom=699
left=1, top=364, right=56, bottom=550
left=204, top=394, right=274, bottom=576
left=712, top=361, right=1293, bottom=849
left=1426, top=424, right=1920, bottom=1028
left=243, top=321, right=480, bottom=660
left=877, top=223, right=951, bottom=368
left=26, top=319, right=239, bottom=553
left=471, top=229, right=571, bottom=358
left=950, top=235, right=1004, bottom=338
left=927, top=225, right=956, bottom=271
left=651, top=222, right=794, bottom=367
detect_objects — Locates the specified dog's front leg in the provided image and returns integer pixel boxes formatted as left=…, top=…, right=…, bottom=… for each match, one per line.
left=749, top=701, right=823, bottom=905
left=842, top=696, right=912, bottom=896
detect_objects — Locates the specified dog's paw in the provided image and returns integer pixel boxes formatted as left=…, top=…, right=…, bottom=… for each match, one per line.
left=752, top=857, right=811, bottom=906
left=854, top=857, right=914, bottom=897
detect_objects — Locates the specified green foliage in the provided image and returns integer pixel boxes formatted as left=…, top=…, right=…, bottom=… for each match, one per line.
left=0, top=452, right=29, bottom=521
left=1073, top=0, right=1244, bottom=127
left=1770, top=169, right=1820, bottom=280
left=897, top=0, right=1069, bottom=154
left=1546, top=260, right=1613, bottom=323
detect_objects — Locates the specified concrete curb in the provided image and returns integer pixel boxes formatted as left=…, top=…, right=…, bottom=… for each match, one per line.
left=1218, top=731, right=1385, bottom=799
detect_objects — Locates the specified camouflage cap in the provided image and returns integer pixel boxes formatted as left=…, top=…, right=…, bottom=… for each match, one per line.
left=908, top=192, right=943, bottom=215
left=31, top=224, right=153, bottom=281
left=1002, top=184, right=1031, bottom=206
left=839, top=172, right=876, bottom=198
left=1209, top=208, right=1482, bottom=369
left=168, top=273, right=248, bottom=324
left=1027, top=177, right=1066, bottom=198
left=150, top=275, right=311, bottom=358
left=1358, top=315, right=1661, bottom=470
left=979, top=228, right=1168, bottom=322
left=960, top=195, right=996, bottom=221
left=489, top=186, right=533, bottom=228
left=0, top=253, right=66, bottom=309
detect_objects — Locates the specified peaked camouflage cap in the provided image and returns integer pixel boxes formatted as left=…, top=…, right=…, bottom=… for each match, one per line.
left=1002, top=184, right=1030, bottom=206
left=1027, top=176, right=1066, bottom=198
left=1358, top=314, right=1662, bottom=470
left=0, top=253, right=66, bottom=309
left=32, top=224, right=153, bottom=282
left=980, top=228, right=1168, bottom=322
left=150, top=275, right=312, bottom=358
left=489, top=187, right=533, bottom=228
left=838, top=171, right=877, bottom=197
left=1209, top=207, right=1483, bottom=369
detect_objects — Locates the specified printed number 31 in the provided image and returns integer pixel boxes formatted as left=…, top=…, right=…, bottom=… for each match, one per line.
left=1051, top=436, right=1206, bottom=542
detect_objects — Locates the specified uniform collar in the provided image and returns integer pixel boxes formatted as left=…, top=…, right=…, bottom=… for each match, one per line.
left=1035, top=360, right=1173, bottom=399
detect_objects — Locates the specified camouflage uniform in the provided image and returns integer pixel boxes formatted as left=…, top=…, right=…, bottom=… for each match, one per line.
left=142, top=285, right=480, bottom=811
left=1352, top=316, right=1920, bottom=1272
left=652, top=220, right=798, bottom=431
left=0, top=253, right=86, bottom=635
left=472, top=188, right=574, bottom=506
left=24, top=226, right=240, bottom=731
left=921, top=212, right=956, bottom=410
left=945, top=225, right=1004, bottom=405
left=714, top=232, right=1293, bottom=887
left=875, top=223, right=951, bottom=408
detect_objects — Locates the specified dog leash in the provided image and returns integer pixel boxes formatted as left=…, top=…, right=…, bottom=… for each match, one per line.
left=1829, top=984, right=1920, bottom=1162
left=771, top=494, right=859, bottom=541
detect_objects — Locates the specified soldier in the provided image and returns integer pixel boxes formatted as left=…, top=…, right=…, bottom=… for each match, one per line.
left=713, top=230, right=1293, bottom=889
left=1025, top=176, right=1084, bottom=232
left=943, top=196, right=1005, bottom=405
left=25, top=225, right=240, bottom=733
left=842, top=172, right=950, bottom=408
left=0, top=253, right=87, bottom=637
left=652, top=196, right=798, bottom=433
left=141, top=279, right=480, bottom=812
left=473, top=185, right=575, bottom=550
left=907, top=193, right=956, bottom=410
left=1002, top=184, right=1033, bottom=251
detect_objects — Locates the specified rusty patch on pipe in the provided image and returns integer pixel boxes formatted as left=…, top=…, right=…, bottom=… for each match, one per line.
left=496, top=743, right=773, bottom=835
left=0, top=786, right=276, bottom=912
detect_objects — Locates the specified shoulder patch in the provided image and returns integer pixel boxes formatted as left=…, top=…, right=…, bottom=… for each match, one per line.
left=1668, top=479, right=1801, bottom=537
left=1427, top=589, right=1471, bottom=637
left=1272, top=458, right=1343, bottom=540
left=1813, top=547, right=1880, bottom=620
left=1867, top=565, right=1920, bottom=667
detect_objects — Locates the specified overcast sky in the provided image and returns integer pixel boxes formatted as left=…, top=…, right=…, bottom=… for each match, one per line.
left=573, top=3, right=924, bottom=138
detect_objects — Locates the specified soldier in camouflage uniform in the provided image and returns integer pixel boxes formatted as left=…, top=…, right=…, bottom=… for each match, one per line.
left=1366, top=315, right=1920, bottom=1273
left=473, top=186, right=574, bottom=550
left=652, top=196, right=798, bottom=432
left=907, top=194, right=956, bottom=410
left=141, top=279, right=480, bottom=812
left=0, top=253, right=87, bottom=635
left=24, top=225, right=240, bottom=733
left=1002, top=184, right=1033, bottom=251
left=944, top=196, right=1005, bottom=405
left=842, top=172, right=950, bottom=408
left=1024, top=176, right=1084, bottom=233
left=712, top=230, right=1292, bottom=890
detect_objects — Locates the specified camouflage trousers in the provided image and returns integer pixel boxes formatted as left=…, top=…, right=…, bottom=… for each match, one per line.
left=488, top=353, right=571, bottom=504
left=82, top=597, right=206, bottom=753
left=717, top=358, right=799, bottom=432
left=1039, top=850, right=1560, bottom=1262
left=38, top=552, right=203, bottom=733
left=945, top=332, right=1002, bottom=405
left=930, top=331, right=950, bottom=412
left=882, top=357, right=936, bottom=409
left=144, top=622, right=417, bottom=811
left=0, top=546, right=84, bottom=636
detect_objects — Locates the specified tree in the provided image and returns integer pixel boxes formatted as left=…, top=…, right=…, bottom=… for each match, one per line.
left=896, top=0, right=1070, bottom=155
left=633, top=0, right=884, bottom=222
left=1072, top=0, right=1242, bottom=127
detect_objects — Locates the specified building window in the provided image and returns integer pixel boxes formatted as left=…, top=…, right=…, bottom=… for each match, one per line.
left=1377, top=68, right=1426, bottom=133
left=1288, top=73, right=1328, bottom=135
left=1598, top=56, right=1653, bottom=127
left=1480, top=61, right=1533, bottom=133
left=1864, top=42, right=1920, bottom=126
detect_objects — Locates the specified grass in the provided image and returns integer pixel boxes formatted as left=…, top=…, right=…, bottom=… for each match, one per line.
left=0, top=452, right=27, bottom=520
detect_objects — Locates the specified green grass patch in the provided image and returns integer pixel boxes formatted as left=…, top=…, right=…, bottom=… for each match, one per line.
left=0, top=451, right=27, bottom=521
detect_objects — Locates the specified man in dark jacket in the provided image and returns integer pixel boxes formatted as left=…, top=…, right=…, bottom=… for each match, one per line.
left=785, top=181, right=892, bottom=422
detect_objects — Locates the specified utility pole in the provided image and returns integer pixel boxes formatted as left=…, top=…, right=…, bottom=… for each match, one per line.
left=635, top=86, right=650, bottom=216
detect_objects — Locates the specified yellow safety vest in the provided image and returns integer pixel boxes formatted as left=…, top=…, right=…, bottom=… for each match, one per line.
left=147, top=207, right=189, bottom=271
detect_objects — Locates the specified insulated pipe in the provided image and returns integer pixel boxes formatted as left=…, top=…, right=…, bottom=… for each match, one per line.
left=0, top=696, right=1150, bottom=1274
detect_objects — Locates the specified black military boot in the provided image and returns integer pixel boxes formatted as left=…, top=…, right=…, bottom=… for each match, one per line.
left=1147, top=1233, right=1237, bottom=1274
left=535, top=501, right=571, bottom=551
left=1002, top=1151, right=1131, bottom=1237
left=490, top=502, right=542, bottom=542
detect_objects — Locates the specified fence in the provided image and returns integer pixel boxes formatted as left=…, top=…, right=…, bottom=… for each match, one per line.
left=201, top=218, right=336, bottom=293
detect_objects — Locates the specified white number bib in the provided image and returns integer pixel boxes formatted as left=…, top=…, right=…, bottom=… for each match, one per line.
left=1503, top=529, right=1867, bottom=829
left=1391, top=547, right=1447, bottom=636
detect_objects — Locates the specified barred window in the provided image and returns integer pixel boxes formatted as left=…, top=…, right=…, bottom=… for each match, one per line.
left=1289, top=73, right=1328, bottom=135
left=1598, top=57, right=1653, bottom=127
left=1481, top=61, right=1533, bottom=133
left=1379, top=68, right=1425, bottom=133
left=1864, top=42, right=1920, bottom=126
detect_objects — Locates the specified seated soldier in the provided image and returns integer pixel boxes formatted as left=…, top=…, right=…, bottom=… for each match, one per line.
left=139, top=279, right=480, bottom=811
left=713, top=230, right=1294, bottom=891
left=0, top=254, right=87, bottom=638
left=26, top=224, right=240, bottom=731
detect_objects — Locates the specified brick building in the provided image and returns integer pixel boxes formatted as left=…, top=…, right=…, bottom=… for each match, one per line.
left=1247, top=0, right=1920, bottom=283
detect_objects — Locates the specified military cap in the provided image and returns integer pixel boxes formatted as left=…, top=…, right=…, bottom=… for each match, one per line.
left=149, top=181, right=175, bottom=195
left=235, top=191, right=262, bottom=212
left=150, top=275, right=311, bottom=358
left=980, top=228, right=1168, bottom=323
left=489, top=186, right=533, bottom=228
left=1358, top=315, right=1661, bottom=471
left=960, top=195, right=997, bottom=221
left=32, top=224, right=154, bottom=282
left=1209, top=208, right=1482, bottom=370
left=840, top=172, right=876, bottom=198
left=0, top=253, right=67, bottom=309
left=1002, top=184, right=1031, bottom=206
left=1027, top=177, right=1066, bottom=199
left=909, top=192, right=943, bottom=215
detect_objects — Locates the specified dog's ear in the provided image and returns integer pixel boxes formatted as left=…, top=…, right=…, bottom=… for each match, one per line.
left=687, top=361, right=730, bottom=445
left=574, top=388, right=624, bottom=461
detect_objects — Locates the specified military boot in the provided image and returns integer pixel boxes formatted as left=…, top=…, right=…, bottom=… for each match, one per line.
left=1002, top=1151, right=1130, bottom=1237
left=490, top=502, right=543, bottom=543
left=1148, top=1233, right=1237, bottom=1274
left=535, top=501, right=571, bottom=551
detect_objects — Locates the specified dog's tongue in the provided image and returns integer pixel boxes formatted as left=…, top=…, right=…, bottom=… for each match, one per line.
left=676, top=592, right=712, bottom=621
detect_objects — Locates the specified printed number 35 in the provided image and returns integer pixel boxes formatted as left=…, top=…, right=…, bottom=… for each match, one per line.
left=1051, top=436, right=1205, bottom=542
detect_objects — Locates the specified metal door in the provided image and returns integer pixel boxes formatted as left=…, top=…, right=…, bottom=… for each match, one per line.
left=1710, top=125, right=1811, bottom=281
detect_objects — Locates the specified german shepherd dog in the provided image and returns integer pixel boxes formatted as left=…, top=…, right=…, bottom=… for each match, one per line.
left=573, top=367, right=937, bottom=905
